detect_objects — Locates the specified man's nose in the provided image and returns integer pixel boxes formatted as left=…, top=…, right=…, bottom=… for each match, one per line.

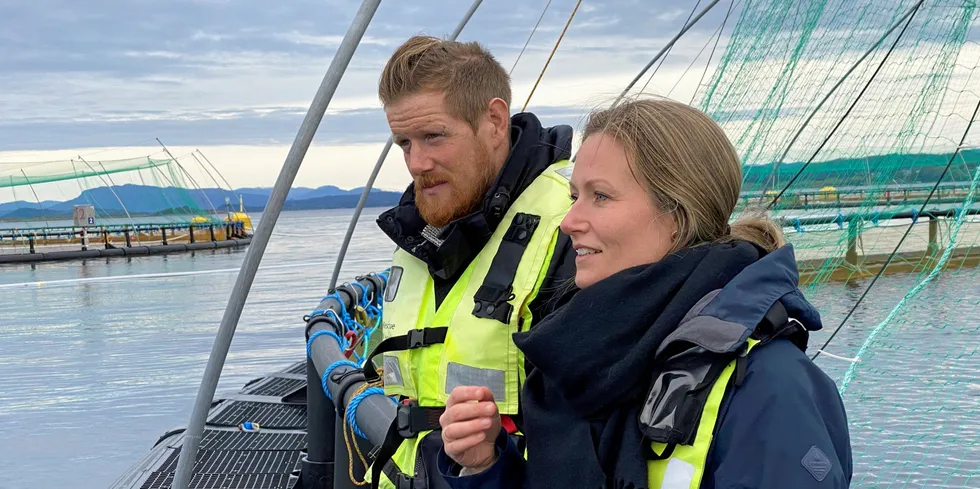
left=406, top=145, right=435, bottom=175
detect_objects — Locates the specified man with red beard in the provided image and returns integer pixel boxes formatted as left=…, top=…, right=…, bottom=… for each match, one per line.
left=365, top=35, right=577, bottom=489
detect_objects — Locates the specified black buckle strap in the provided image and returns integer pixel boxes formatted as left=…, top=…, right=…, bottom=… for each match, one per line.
left=362, top=327, right=448, bottom=382
left=472, top=213, right=540, bottom=324
left=754, top=299, right=809, bottom=352
left=371, top=402, right=444, bottom=489
left=643, top=442, right=677, bottom=461
left=397, top=400, right=445, bottom=438
left=383, top=461, right=415, bottom=489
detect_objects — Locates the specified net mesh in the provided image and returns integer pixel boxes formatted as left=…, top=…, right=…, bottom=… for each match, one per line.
left=0, top=153, right=226, bottom=228
left=672, top=0, right=980, bottom=486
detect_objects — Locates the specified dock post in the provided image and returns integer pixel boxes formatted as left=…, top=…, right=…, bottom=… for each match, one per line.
left=928, top=216, right=939, bottom=256
left=103, top=228, right=110, bottom=248
left=29, top=234, right=35, bottom=254
left=124, top=230, right=132, bottom=247
left=209, top=224, right=216, bottom=242
left=303, top=358, right=337, bottom=489
left=189, top=225, right=196, bottom=244
left=161, top=227, right=168, bottom=246
left=846, top=219, right=859, bottom=266
left=81, top=227, right=88, bottom=251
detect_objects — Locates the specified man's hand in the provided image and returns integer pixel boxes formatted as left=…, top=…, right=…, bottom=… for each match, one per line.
left=440, top=386, right=501, bottom=474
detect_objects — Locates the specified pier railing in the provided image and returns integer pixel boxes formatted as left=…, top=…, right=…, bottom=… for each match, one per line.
left=0, top=220, right=248, bottom=254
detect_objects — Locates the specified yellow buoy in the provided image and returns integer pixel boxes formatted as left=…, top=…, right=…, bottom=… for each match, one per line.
left=226, top=212, right=253, bottom=233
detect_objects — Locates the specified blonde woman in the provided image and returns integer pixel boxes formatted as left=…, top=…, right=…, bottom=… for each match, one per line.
left=437, top=99, right=852, bottom=489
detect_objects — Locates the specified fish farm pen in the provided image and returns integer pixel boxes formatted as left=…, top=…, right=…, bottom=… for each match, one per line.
left=0, top=219, right=252, bottom=264
left=0, top=145, right=255, bottom=264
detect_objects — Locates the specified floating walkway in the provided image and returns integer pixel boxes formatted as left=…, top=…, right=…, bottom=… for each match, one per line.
left=0, top=219, right=251, bottom=264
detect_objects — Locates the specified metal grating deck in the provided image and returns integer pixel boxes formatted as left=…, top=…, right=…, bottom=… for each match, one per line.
left=142, top=429, right=306, bottom=489
left=177, top=429, right=307, bottom=451
left=285, top=362, right=306, bottom=374
left=140, top=472, right=292, bottom=489
left=157, top=448, right=302, bottom=474
left=245, top=377, right=305, bottom=397
left=209, top=401, right=306, bottom=430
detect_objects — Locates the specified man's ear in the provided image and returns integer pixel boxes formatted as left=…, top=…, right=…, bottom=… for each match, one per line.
left=485, top=97, right=510, bottom=146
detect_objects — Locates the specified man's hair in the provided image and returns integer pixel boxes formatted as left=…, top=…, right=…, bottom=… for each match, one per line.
left=379, top=35, right=511, bottom=130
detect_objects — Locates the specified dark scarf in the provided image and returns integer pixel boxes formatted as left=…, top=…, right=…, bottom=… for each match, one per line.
left=513, top=241, right=764, bottom=489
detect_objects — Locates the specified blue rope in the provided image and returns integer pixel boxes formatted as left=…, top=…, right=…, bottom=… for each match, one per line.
left=320, top=360, right=359, bottom=401
left=350, top=281, right=369, bottom=305
left=346, top=387, right=392, bottom=439
left=307, top=330, right=346, bottom=358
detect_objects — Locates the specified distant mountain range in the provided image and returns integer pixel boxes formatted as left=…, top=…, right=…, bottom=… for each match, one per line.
left=0, top=184, right=406, bottom=221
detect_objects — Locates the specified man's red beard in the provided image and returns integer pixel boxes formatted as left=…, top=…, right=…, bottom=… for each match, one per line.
left=415, top=144, right=498, bottom=228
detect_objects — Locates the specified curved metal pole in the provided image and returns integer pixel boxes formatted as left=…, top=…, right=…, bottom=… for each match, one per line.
left=170, top=2, right=382, bottom=488
left=157, top=139, right=221, bottom=218
left=19, top=170, right=50, bottom=228
left=327, top=0, right=484, bottom=291
left=611, top=0, right=723, bottom=108
left=76, top=157, right=139, bottom=237
left=190, top=151, right=234, bottom=214
left=194, top=149, right=241, bottom=209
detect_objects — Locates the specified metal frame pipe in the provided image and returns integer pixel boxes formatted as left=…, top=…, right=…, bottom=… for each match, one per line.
left=170, top=2, right=382, bottom=489
left=778, top=206, right=980, bottom=227
left=306, top=276, right=396, bottom=448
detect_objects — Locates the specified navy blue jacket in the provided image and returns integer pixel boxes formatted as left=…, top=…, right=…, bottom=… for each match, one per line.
left=436, top=246, right=853, bottom=488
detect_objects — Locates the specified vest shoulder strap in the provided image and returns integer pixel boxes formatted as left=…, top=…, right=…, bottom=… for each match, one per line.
left=639, top=299, right=806, bottom=450
left=472, top=212, right=541, bottom=324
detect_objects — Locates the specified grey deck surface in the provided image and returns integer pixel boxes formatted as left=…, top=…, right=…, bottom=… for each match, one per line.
left=109, top=360, right=309, bottom=489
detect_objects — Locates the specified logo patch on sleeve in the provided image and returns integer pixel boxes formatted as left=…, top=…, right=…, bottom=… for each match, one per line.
left=801, top=445, right=832, bottom=482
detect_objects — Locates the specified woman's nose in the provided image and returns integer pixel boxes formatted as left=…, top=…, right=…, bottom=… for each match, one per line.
left=560, top=201, right=588, bottom=236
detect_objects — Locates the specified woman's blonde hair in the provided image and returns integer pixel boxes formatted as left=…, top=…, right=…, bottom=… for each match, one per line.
left=582, top=97, right=785, bottom=253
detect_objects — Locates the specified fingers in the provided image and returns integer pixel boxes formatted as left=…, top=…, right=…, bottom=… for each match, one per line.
left=443, top=431, right=487, bottom=460
left=443, top=416, right=494, bottom=442
left=446, top=386, right=495, bottom=409
left=441, top=398, right=497, bottom=425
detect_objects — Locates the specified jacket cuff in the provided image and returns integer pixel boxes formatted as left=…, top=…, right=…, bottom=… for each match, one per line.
left=438, top=428, right=523, bottom=489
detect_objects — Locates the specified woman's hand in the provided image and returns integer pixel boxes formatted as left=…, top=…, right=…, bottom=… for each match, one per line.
left=441, top=386, right=501, bottom=474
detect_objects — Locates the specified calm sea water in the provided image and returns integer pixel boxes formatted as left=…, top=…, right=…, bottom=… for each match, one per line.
left=0, top=208, right=977, bottom=488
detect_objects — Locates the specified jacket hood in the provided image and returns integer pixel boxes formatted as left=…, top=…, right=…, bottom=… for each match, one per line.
left=377, top=112, right=573, bottom=281
left=656, top=243, right=823, bottom=358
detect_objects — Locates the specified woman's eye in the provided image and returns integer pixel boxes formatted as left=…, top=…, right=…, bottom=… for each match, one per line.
left=569, top=193, right=578, bottom=202
left=594, top=192, right=608, bottom=202
left=425, top=133, right=442, bottom=141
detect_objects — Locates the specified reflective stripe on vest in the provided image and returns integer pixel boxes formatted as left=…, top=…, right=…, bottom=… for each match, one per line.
left=373, top=160, right=573, bottom=488
left=647, top=338, right=762, bottom=489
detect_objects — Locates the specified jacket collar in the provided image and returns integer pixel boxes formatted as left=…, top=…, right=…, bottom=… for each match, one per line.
left=377, top=112, right=572, bottom=281
left=656, top=243, right=823, bottom=358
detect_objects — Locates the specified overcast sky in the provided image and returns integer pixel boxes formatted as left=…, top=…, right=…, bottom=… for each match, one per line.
left=1, top=0, right=978, bottom=199
left=0, top=0, right=739, bottom=194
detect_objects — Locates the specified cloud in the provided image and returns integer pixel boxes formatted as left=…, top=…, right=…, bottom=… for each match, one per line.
left=2, top=0, right=978, bottom=194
